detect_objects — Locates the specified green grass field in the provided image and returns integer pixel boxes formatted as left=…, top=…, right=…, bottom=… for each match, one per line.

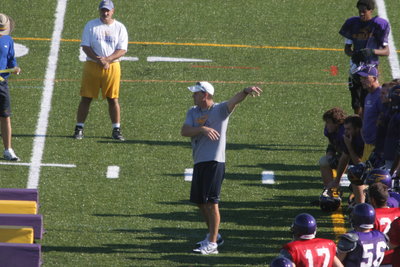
left=0, top=0, right=399, bottom=266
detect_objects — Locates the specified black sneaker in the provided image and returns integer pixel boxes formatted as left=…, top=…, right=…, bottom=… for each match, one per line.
left=74, top=126, right=84, bottom=140
left=112, top=127, right=125, bottom=141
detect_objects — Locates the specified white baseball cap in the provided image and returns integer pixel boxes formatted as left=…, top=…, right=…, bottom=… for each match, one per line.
left=188, top=81, right=214, bottom=96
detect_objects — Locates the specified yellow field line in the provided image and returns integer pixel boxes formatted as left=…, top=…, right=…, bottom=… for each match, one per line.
left=331, top=206, right=348, bottom=240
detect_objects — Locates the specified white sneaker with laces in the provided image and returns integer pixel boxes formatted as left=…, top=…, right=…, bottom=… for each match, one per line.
left=193, top=241, right=218, bottom=255
left=3, top=149, right=20, bottom=161
left=196, top=233, right=224, bottom=247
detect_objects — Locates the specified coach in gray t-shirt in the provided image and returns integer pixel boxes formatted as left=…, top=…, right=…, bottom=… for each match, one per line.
left=181, top=81, right=262, bottom=255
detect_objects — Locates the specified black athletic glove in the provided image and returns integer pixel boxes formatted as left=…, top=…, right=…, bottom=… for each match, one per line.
left=351, top=48, right=374, bottom=64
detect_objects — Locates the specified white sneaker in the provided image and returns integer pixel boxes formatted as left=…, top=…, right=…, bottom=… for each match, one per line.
left=196, top=233, right=224, bottom=247
left=3, top=149, right=20, bottom=161
left=193, top=241, right=218, bottom=255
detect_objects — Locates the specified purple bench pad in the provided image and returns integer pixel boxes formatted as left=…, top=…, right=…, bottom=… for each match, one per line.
left=0, top=214, right=44, bottom=239
left=0, top=189, right=39, bottom=203
left=0, top=242, right=42, bottom=267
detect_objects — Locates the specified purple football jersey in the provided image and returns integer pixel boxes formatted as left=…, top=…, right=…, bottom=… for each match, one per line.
left=339, top=16, right=390, bottom=65
left=324, top=125, right=345, bottom=153
left=343, top=230, right=387, bottom=267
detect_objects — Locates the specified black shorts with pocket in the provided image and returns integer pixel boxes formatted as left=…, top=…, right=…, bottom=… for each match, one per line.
left=190, top=161, right=225, bottom=204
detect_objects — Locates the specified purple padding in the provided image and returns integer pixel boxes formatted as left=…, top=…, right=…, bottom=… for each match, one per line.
left=0, top=243, right=42, bottom=267
left=0, top=214, right=44, bottom=239
left=0, top=189, right=39, bottom=203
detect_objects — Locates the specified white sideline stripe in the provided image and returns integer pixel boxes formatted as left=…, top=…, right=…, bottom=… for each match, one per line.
left=147, top=56, right=212, bottom=62
left=376, top=0, right=400, bottom=79
left=27, top=0, right=68, bottom=189
left=0, top=162, right=76, bottom=168
left=261, top=170, right=275, bottom=184
left=106, top=166, right=120, bottom=179
left=184, top=168, right=193, bottom=182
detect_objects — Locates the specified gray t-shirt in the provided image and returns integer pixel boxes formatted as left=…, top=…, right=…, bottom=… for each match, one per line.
left=184, top=101, right=231, bottom=164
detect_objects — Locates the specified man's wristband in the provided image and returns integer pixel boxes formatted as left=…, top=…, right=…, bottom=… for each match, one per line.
left=243, top=88, right=249, bottom=95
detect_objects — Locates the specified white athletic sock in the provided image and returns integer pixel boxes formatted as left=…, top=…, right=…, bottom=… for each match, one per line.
left=112, top=123, right=120, bottom=129
left=76, top=123, right=84, bottom=128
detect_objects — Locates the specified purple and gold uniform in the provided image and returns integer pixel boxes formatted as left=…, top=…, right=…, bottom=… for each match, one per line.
left=339, top=16, right=390, bottom=66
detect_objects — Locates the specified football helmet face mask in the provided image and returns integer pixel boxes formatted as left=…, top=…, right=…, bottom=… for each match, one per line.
left=291, top=213, right=317, bottom=239
left=350, top=203, right=375, bottom=229
left=270, top=257, right=294, bottom=267
left=365, top=169, right=392, bottom=188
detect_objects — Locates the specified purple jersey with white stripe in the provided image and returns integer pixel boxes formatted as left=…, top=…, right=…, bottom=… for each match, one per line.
left=339, top=16, right=390, bottom=65
left=343, top=230, right=387, bottom=267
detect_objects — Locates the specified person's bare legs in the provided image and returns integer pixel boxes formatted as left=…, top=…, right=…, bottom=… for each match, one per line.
left=0, top=116, right=12, bottom=149
left=76, top=97, right=93, bottom=123
left=198, top=203, right=220, bottom=243
left=107, top=97, right=120, bottom=124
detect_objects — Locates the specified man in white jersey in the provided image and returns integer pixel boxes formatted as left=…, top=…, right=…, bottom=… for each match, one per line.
left=181, top=82, right=262, bottom=255
left=73, top=0, right=128, bottom=141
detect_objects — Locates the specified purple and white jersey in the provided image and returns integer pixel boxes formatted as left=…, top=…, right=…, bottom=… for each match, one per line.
left=343, top=230, right=387, bottom=267
left=339, top=16, right=390, bottom=66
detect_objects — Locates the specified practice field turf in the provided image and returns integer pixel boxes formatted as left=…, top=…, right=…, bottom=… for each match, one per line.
left=1, top=0, right=399, bottom=266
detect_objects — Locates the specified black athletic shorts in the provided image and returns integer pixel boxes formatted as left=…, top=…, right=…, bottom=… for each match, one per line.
left=190, top=161, right=225, bottom=204
left=349, top=74, right=368, bottom=111
left=0, top=81, right=11, bottom=118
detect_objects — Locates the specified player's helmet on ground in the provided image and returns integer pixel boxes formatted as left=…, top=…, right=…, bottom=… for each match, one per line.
left=291, top=213, right=317, bottom=239
left=320, top=194, right=341, bottom=212
left=389, top=85, right=400, bottom=111
left=365, top=169, right=392, bottom=188
left=347, top=163, right=367, bottom=185
left=350, top=203, right=375, bottom=229
left=270, top=256, right=294, bottom=267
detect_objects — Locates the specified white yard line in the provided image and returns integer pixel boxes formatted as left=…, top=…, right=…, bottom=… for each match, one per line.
left=376, top=0, right=400, bottom=79
left=27, top=0, right=68, bottom=189
left=1, top=162, right=75, bottom=168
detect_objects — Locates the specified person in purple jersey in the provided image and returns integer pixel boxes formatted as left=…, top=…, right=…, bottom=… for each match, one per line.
left=328, top=116, right=364, bottom=203
left=319, top=107, right=347, bottom=188
left=357, top=66, right=384, bottom=162
left=0, top=14, right=21, bottom=161
left=386, top=86, right=400, bottom=180
left=339, top=0, right=390, bottom=116
left=337, top=203, right=388, bottom=266
left=372, top=80, right=399, bottom=166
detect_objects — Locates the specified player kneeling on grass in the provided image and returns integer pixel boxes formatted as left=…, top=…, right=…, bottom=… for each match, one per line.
left=337, top=203, right=388, bottom=266
left=0, top=13, right=21, bottom=161
left=181, top=82, right=262, bottom=255
left=279, top=213, right=343, bottom=267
